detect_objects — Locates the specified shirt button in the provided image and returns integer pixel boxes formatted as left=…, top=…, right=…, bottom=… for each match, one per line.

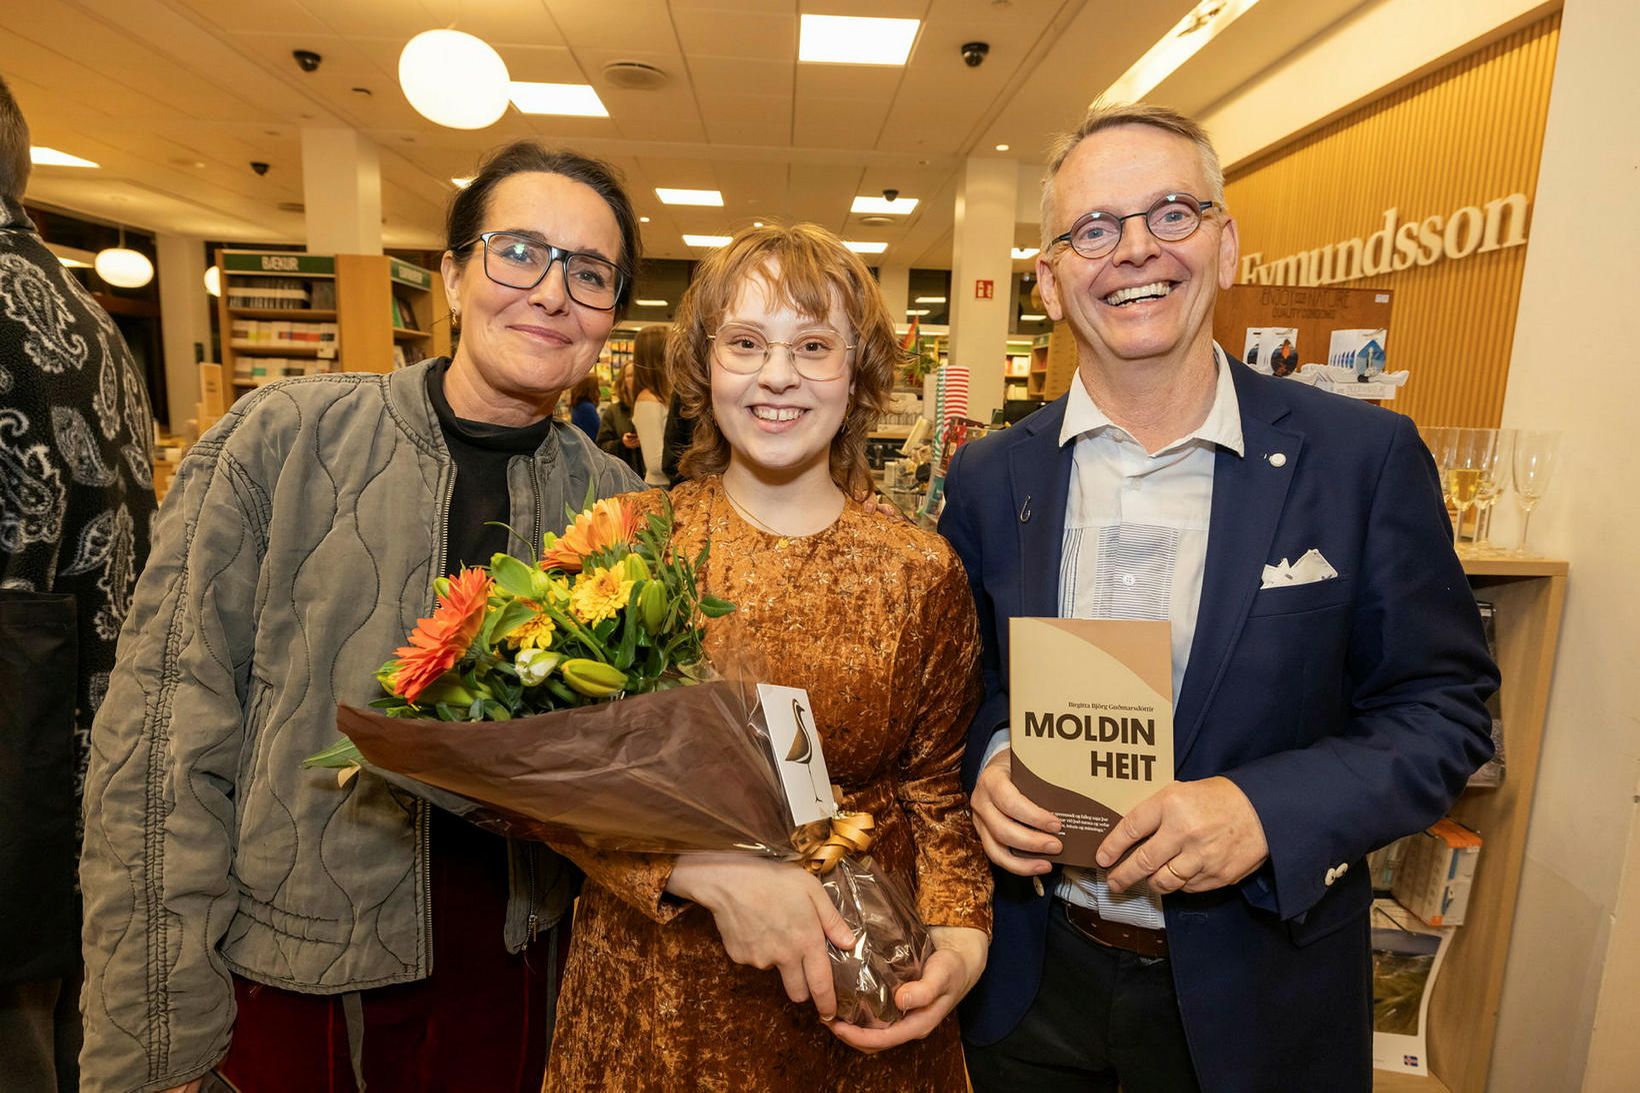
left=1121, top=574, right=1137, bottom=587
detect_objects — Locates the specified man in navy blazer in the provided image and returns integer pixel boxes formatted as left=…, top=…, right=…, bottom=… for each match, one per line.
left=940, top=103, right=1496, bottom=1092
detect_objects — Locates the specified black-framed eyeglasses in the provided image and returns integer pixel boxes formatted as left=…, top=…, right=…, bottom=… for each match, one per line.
left=1049, top=193, right=1219, bottom=260
left=466, top=230, right=626, bottom=311
left=707, top=323, right=855, bottom=382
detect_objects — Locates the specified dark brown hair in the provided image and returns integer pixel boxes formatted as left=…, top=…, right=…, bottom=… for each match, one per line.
left=570, top=374, right=601, bottom=406
left=630, top=324, right=669, bottom=401
left=0, top=73, right=31, bottom=202
left=669, top=223, right=899, bottom=495
left=445, top=142, right=641, bottom=320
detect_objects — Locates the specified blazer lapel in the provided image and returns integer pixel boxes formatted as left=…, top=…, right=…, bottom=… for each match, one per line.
left=1174, top=370, right=1302, bottom=766
left=1008, top=402, right=1074, bottom=620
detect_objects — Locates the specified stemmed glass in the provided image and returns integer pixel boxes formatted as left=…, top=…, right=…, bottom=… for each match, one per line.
left=1472, top=428, right=1515, bottom=552
left=1512, top=430, right=1560, bottom=556
left=1445, top=429, right=1496, bottom=549
left=1419, top=424, right=1456, bottom=512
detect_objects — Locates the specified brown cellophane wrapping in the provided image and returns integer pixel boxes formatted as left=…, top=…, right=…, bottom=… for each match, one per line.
left=336, top=673, right=932, bottom=1024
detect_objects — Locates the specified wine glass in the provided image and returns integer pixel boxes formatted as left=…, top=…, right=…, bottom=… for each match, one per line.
left=1472, top=428, right=1515, bottom=552
left=1418, top=424, right=1456, bottom=511
left=1512, top=430, right=1560, bottom=556
left=1446, top=429, right=1495, bottom=550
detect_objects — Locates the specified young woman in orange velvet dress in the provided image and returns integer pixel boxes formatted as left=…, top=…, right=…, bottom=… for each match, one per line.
left=545, top=224, right=993, bottom=1090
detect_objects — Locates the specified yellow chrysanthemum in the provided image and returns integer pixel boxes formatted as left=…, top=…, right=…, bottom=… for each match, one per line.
left=569, top=566, right=634, bottom=626
left=508, top=609, right=557, bottom=652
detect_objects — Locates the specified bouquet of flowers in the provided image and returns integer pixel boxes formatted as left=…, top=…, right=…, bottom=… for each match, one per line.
left=306, top=495, right=933, bottom=1025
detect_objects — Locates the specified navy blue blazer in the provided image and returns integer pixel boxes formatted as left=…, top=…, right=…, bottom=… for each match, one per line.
left=940, top=362, right=1496, bottom=1092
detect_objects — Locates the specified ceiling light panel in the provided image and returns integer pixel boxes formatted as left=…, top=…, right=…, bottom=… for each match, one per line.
left=851, top=196, right=919, bottom=216
left=842, top=241, right=888, bottom=254
left=683, top=235, right=732, bottom=248
left=799, top=15, right=919, bottom=66
left=1012, top=247, right=1039, bottom=260
left=1100, top=0, right=1262, bottom=104
left=509, top=82, right=609, bottom=117
left=32, top=147, right=100, bottom=168
left=914, top=296, right=946, bottom=304
left=657, top=188, right=724, bottom=207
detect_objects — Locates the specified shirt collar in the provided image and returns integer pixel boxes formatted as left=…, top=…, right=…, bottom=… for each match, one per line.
left=1, top=195, right=35, bottom=234
left=1059, top=341, right=1245, bottom=457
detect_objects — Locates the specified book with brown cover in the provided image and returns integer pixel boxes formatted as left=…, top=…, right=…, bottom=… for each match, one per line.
left=1009, top=617, right=1175, bottom=867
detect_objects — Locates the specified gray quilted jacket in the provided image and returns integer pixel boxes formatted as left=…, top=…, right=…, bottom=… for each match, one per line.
left=79, top=360, right=644, bottom=1092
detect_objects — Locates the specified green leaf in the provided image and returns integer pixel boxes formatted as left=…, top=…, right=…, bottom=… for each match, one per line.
left=699, top=594, right=736, bottom=618
left=487, top=599, right=539, bottom=645
left=489, top=553, right=538, bottom=599
left=303, top=738, right=364, bottom=769
left=481, top=700, right=511, bottom=721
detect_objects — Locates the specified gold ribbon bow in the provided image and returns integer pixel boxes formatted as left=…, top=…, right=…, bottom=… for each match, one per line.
left=794, top=810, right=875, bottom=876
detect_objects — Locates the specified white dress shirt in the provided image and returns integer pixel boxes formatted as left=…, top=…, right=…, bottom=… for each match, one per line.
left=989, top=344, right=1244, bottom=928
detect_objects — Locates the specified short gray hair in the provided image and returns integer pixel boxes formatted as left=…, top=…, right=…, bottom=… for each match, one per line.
left=0, top=72, right=30, bottom=202
left=1039, top=101, right=1225, bottom=247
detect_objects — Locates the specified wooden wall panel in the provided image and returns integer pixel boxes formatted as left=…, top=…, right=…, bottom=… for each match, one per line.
left=1224, top=13, right=1560, bottom=427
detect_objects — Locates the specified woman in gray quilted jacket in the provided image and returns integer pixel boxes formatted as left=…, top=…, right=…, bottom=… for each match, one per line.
left=78, top=143, right=646, bottom=1093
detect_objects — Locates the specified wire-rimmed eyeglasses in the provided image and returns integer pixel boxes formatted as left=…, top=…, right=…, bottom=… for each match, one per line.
left=707, top=323, right=855, bottom=382
left=465, top=230, right=625, bottom=311
left=1049, top=193, right=1219, bottom=260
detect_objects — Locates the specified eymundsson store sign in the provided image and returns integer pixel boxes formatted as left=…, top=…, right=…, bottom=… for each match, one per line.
left=1239, top=193, right=1530, bottom=286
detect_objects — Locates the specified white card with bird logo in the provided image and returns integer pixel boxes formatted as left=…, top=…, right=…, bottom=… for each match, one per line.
left=758, top=683, right=838, bottom=827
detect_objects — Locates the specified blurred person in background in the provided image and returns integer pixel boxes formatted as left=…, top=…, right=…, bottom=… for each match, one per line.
left=595, top=356, right=644, bottom=476
left=630, top=322, right=670, bottom=485
left=0, top=71, right=157, bottom=1093
left=569, top=372, right=602, bottom=440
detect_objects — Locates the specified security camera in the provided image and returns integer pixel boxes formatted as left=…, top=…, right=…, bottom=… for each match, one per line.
left=292, top=49, right=322, bottom=73
left=250, top=162, right=270, bottom=176
left=960, top=42, right=990, bottom=67
left=883, top=188, right=899, bottom=203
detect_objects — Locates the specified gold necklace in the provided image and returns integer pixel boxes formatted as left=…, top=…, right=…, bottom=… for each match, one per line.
left=720, top=479, right=792, bottom=548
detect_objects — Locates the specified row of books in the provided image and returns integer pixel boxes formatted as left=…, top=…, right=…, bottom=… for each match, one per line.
left=389, top=293, right=421, bottom=330
left=226, top=277, right=336, bottom=310
left=229, top=319, right=339, bottom=347
left=233, top=358, right=330, bottom=385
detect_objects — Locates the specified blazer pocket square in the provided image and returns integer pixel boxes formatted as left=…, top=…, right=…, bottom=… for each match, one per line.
left=1260, top=548, right=1340, bottom=589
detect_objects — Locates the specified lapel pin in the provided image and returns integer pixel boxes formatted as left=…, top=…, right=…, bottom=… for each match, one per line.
left=1018, top=495, right=1032, bottom=523
left=1267, top=452, right=1288, bottom=468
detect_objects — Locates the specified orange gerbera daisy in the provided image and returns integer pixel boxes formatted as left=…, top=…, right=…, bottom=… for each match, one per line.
left=542, top=497, right=638, bottom=573
left=390, top=568, right=493, bottom=703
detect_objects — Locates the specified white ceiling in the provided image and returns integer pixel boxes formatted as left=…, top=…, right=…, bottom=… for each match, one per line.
left=7, top=0, right=1371, bottom=267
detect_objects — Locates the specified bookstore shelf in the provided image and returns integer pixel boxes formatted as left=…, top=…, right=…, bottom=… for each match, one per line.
left=217, top=249, right=447, bottom=392
left=1372, top=558, right=1567, bottom=1093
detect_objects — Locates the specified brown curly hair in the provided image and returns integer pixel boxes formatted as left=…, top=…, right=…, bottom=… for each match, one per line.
left=669, top=224, right=900, bottom=495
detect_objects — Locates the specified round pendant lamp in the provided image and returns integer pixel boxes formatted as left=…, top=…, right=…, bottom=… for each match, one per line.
left=203, top=265, right=222, bottom=297
left=399, top=30, right=511, bottom=129
left=94, top=228, right=154, bottom=289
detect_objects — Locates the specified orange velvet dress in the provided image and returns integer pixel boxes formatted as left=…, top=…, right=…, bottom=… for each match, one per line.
left=545, top=476, right=991, bottom=1091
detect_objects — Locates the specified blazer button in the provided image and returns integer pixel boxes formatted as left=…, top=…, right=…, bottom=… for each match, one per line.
left=1336, top=862, right=1350, bottom=877
left=1324, top=867, right=1338, bottom=886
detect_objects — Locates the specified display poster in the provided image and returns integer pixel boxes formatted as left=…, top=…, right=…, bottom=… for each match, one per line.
left=1213, top=284, right=1405, bottom=400
left=1008, top=618, right=1174, bottom=867
left=1371, top=898, right=1454, bottom=1077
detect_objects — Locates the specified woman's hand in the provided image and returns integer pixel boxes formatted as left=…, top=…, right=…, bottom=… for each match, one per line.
left=666, top=854, right=856, bottom=1019
left=621, top=431, right=640, bottom=449
left=826, top=925, right=988, bottom=1054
